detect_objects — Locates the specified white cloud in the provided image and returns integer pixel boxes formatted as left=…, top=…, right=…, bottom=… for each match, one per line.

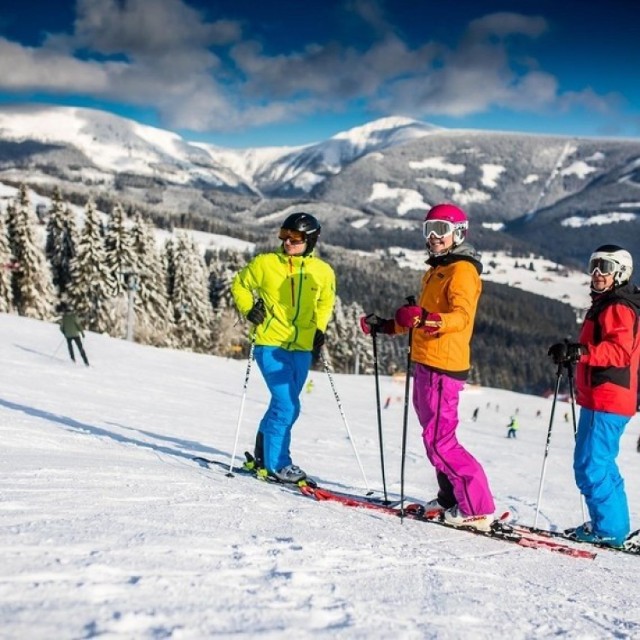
left=0, top=2, right=627, bottom=134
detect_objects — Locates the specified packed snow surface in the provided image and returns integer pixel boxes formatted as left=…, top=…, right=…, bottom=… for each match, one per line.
left=1, top=313, right=639, bottom=639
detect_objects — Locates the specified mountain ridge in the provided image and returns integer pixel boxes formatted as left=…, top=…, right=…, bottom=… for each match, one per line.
left=0, top=102, right=639, bottom=264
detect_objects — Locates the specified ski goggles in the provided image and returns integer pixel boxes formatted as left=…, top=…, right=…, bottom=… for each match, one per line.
left=423, top=219, right=463, bottom=239
left=588, top=257, right=618, bottom=276
left=278, top=229, right=306, bottom=245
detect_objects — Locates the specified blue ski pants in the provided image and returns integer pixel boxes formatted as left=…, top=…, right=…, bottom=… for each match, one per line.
left=574, top=408, right=630, bottom=542
left=254, top=346, right=312, bottom=473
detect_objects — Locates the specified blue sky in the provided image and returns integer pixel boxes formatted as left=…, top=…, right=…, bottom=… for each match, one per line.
left=0, top=0, right=638, bottom=148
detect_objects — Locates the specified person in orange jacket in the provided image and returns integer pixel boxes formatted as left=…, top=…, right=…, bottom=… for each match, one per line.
left=360, top=203, right=495, bottom=531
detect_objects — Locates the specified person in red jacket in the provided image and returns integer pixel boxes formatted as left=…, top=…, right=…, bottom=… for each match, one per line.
left=360, top=203, right=495, bottom=532
left=549, top=245, right=640, bottom=547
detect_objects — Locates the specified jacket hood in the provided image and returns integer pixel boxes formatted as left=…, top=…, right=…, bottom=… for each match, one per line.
left=426, top=243, right=483, bottom=275
left=591, top=283, right=640, bottom=310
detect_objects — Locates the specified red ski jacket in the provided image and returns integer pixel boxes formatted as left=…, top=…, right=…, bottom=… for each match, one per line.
left=575, top=285, right=640, bottom=417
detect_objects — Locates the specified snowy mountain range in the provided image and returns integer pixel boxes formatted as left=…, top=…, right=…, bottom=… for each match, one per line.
left=0, top=103, right=639, bottom=264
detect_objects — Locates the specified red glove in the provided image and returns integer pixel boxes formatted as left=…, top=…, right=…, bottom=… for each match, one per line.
left=360, top=314, right=395, bottom=335
left=422, top=313, right=442, bottom=334
left=394, top=305, right=428, bottom=328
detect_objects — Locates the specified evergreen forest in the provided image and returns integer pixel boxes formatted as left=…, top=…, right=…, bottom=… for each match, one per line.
left=0, top=186, right=579, bottom=395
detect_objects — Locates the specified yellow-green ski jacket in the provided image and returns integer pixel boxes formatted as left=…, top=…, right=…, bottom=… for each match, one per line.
left=231, top=248, right=336, bottom=351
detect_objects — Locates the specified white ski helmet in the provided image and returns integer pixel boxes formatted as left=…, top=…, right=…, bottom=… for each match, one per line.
left=588, top=244, right=633, bottom=287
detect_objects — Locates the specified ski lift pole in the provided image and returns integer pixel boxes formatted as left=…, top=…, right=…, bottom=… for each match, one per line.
left=533, top=360, right=563, bottom=528
left=320, top=349, right=371, bottom=494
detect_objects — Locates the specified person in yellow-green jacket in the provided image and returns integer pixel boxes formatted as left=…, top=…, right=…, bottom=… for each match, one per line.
left=231, top=213, right=336, bottom=483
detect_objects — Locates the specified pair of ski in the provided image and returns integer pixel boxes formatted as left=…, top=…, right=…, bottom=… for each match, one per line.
left=303, top=484, right=640, bottom=558
left=194, top=454, right=637, bottom=559
left=510, top=522, right=640, bottom=555
left=299, top=485, right=597, bottom=560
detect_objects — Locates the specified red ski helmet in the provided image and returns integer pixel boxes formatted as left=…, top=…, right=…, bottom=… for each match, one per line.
left=424, top=204, right=469, bottom=247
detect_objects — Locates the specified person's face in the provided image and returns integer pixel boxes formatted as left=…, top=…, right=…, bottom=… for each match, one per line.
left=279, top=228, right=307, bottom=256
left=423, top=218, right=458, bottom=255
left=588, top=256, right=618, bottom=292
left=591, top=271, right=614, bottom=292
left=427, top=231, right=455, bottom=255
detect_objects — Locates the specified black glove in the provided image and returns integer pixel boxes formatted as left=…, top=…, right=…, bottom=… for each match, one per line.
left=547, top=342, right=567, bottom=365
left=566, top=343, right=587, bottom=362
left=312, top=329, right=325, bottom=358
left=360, top=314, right=394, bottom=336
left=548, top=342, right=586, bottom=365
left=246, top=299, right=266, bottom=325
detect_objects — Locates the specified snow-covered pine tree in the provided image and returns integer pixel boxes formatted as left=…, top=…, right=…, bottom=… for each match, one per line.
left=0, top=211, right=15, bottom=313
left=45, top=187, right=78, bottom=295
left=5, top=185, right=55, bottom=320
left=323, top=297, right=372, bottom=374
left=167, top=233, right=214, bottom=352
left=208, top=248, right=246, bottom=356
left=66, top=201, right=118, bottom=334
left=104, top=203, right=136, bottom=296
left=165, top=238, right=176, bottom=302
left=129, top=213, right=173, bottom=346
left=345, top=299, right=374, bottom=374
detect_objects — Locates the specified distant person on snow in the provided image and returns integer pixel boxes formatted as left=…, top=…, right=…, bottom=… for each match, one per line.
left=59, top=303, right=90, bottom=366
left=360, top=203, right=495, bottom=532
left=231, top=213, right=336, bottom=483
left=506, top=416, right=518, bottom=438
left=548, top=244, right=640, bottom=548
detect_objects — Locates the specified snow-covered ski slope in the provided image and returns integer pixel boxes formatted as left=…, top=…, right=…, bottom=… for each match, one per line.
left=1, top=313, right=639, bottom=639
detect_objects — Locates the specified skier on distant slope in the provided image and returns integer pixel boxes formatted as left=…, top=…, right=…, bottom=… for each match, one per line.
left=231, top=213, right=336, bottom=483
left=59, top=303, right=90, bottom=366
left=360, top=203, right=495, bottom=531
left=548, top=244, right=640, bottom=548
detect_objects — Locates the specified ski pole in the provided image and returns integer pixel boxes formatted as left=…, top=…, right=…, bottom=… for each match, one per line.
left=565, top=359, right=588, bottom=523
left=371, top=327, right=389, bottom=503
left=320, top=349, right=372, bottom=494
left=533, top=360, right=563, bottom=528
left=399, top=295, right=416, bottom=522
left=50, top=338, right=65, bottom=359
left=228, top=340, right=256, bottom=477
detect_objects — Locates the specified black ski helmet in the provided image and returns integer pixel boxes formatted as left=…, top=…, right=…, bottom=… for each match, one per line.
left=280, top=212, right=321, bottom=255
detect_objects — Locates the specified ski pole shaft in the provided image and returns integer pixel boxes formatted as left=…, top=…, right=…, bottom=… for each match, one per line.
left=320, top=350, right=371, bottom=493
left=50, top=338, right=65, bottom=359
left=399, top=295, right=416, bottom=522
left=533, top=361, right=563, bottom=528
left=228, top=341, right=255, bottom=476
left=371, top=329, right=388, bottom=502
left=399, top=328, right=413, bottom=522
left=566, top=362, right=587, bottom=523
